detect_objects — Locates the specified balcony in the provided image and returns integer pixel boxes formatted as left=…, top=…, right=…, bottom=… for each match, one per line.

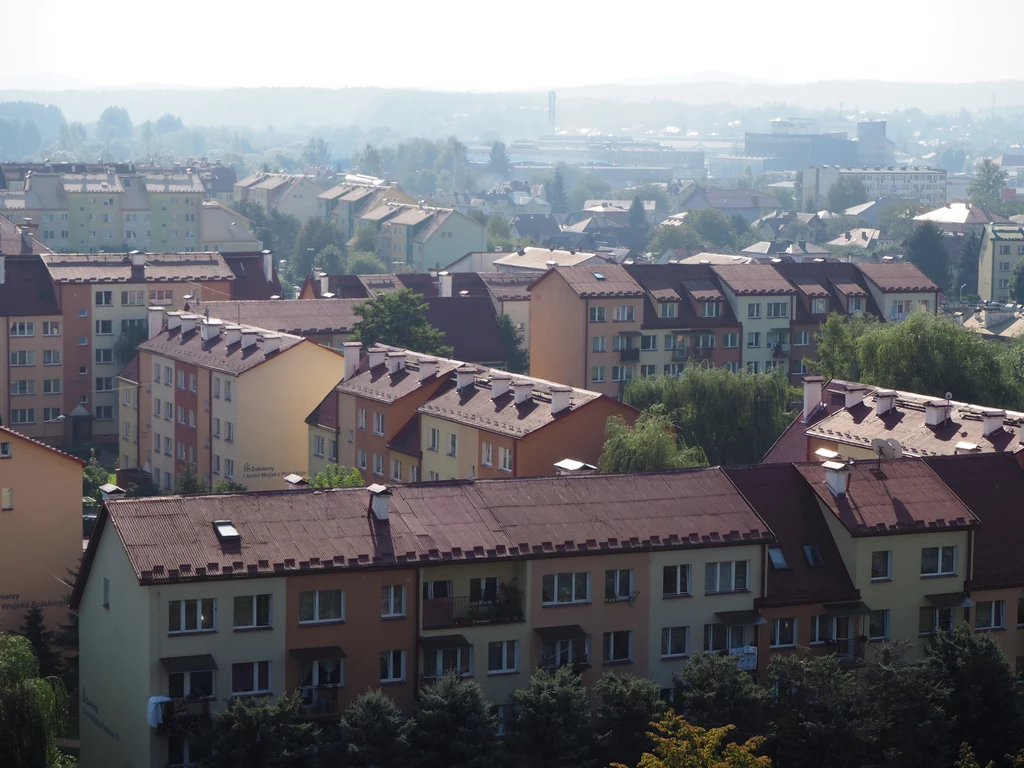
left=299, top=685, right=341, bottom=717
left=422, top=594, right=525, bottom=630
left=890, top=312, right=909, bottom=322
left=829, top=637, right=866, bottom=666
left=670, top=348, right=690, bottom=361
left=154, top=697, right=211, bottom=735
left=618, top=347, right=640, bottom=362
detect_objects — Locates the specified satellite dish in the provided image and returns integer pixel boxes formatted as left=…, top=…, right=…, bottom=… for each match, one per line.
left=872, top=438, right=897, bottom=458
left=886, top=438, right=903, bottom=458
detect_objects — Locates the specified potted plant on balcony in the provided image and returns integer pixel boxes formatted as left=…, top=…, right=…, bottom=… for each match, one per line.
left=497, top=579, right=523, bottom=622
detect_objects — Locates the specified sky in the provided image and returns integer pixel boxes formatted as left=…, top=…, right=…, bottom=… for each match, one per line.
left=5, top=0, right=1019, bottom=91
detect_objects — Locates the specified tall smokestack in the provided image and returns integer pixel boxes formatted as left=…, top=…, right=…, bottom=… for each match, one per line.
left=548, top=91, right=557, bottom=135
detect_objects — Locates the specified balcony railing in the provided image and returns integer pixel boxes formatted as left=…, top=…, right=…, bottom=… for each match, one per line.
left=422, top=595, right=525, bottom=630
left=618, top=347, right=640, bottom=362
left=155, top=697, right=211, bottom=735
left=671, top=348, right=690, bottom=361
left=299, top=685, right=340, bottom=716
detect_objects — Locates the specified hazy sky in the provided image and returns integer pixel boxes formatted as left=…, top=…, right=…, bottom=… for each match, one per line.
left=7, top=0, right=1018, bottom=91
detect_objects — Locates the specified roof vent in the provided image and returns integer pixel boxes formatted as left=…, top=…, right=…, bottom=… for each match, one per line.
left=874, top=389, right=897, bottom=416
left=166, top=311, right=185, bottom=331
left=802, top=376, right=824, bottom=422
left=981, top=407, right=1006, bottom=438
left=263, top=333, right=282, bottom=355
left=147, top=306, right=165, bottom=340
left=438, top=271, right=453, bottom=298
left=284, top=473, right=308, bottom=490
left=368, top=347, right=387, bottom=369
left=823, top=460, right=850, bottom=497
left=201, top=318, right=223, bottom=343
left=955, top=441, right=982, bottom=454
left=512, top=380, right=535, bottom=405
left=550, top=385, right=572, bottom=415
left=224, top=324, right=242, bottom=346
left=129, top=250, right=145, bottom=267
left=842, top=384, right=868, bottom=409
left=368, top=483, right=392, bottom=521
left=553, top=458, right=597, bottom=475
left=419, top=357, right=438, bottom=382
left=180, top=314, right=199, bottom=334
left=387, top=352, right=407, bottom=375
left=924, top=398, right=952, bottom=426
left=490, top=372, right=511, bottom=399
left=213, top=520, right=241, bottom=547
left=456, top=365, right=477, bottom=390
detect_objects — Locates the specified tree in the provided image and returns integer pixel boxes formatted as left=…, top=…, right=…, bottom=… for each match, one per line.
left=358, top=144, right=384, bottom=177
left=595, top=673, right=667, bottom=768
left=647, top=224, right=703, bottom=256
left=82, top=449, right=109, bottom=503
left=315, top=244, right=345, bottom=275
left=18, top=608, right=63, bottom=680
left=827, top=176, right=868, bottom=212
left=1009, top=259, right=1024, bottom=305
left=488, top=141, right=510, bottom=179
left=904, top=222, right=950, bottom=294
left=496, top=314, right=528, bottom=373
left=341, top=690, right=416, bottom=768
left=212, top=479, right=247, bottom=493
left=292, top=218, right=342, bottom=277
left=0, top=634, right=69, bottom=768
left=807, top=311, right=880, bottom=382
left=302, top=136, right=331, bottom=167
left=53, top=564, right=80, bottom=693
left=412, top=675, right=497, bottom=768
left=155, top=114, right=184, bottom=134
left=545, top=168, right=568, bottom=214
left=623, top=196, right=650, bottom=251
left=351, top=227, right=379, bottom=254
left=311, top=464, right=364, bottom=488
left=175, top=463, right=210, bottom=495
left=353, top=288, right=453, bottom=357
left=612, top=713, right=771, bottom=768
left=114, top=322, right=149, bottom=365
left=510, top=666, right=593, bottom=768
left=348, top=252, right=388, bottom=275
left=599, top=407, right=708, bottom=473
left=956, top=231, right=982, bottom=300
left=199, top=692, right=322, bottom=768
left=685, top=208, right=737, bottom=250
left=969, top=159, right=1008, bottom=207
left=96, top=106, right=133, bottom=144
left=672, top=653, right=771, bottom=743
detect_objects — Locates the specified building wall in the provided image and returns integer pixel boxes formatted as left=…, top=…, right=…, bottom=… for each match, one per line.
left=979, top=230, right=996, bottom=302
left=61, top=284, right=95, bottom=444
left=865, top=289, right=937, bottom=322
left=526, top=276, right=586, bottom=391
left=117, top=376, right=139, bottom=470
left=966, top=586, right=1024, bottom=670
left=516, top=400, right=636, bottom=477
left=2, top=313, right=63, bottom=439
left=497, top=299, right=531, bottom=354
left=273, top=179, right=324, bottom=223
left=308, top=423, right=338, bottom=480
left=755, top=603, right=857, bottom=677
left=209, top=370, right=239, bottom=489
left=419, top=414, right=477, bottom=481
left=417, top=212, right=488, bottom=273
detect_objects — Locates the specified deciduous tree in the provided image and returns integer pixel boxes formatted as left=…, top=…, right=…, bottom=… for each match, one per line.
left=353, top=288, right=452, bottom=357
left=175, top=463, right=210, bottom=495
left=969, top=159, right=1008, bottom=207
left=1009, top=259, right=1024, bottom=305
left=496, top=314, right=528, bottom=374
left=82, top=449, right=110, bottom=503
left=311, top=464, right=364, bottom=488
left=351, top=227, right=379, bottom=253
left=599, top=407, right=708, bottom=473
left=612, top=712, right=771, bottom=768
left=0, top=634, right=69, bottom=768
left=348, top=251, right=387, bottom=275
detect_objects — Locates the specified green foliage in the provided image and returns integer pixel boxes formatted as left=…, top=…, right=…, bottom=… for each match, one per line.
left=311, top=464, right=364, bottom=488
left=82, top=449, right=109, bottom=504
left=54, top=565, right=80, bottom=694
left=614, top=713, right=771, bottom=768
left=509, top=666, right=593, bottom=768
left=647, top=208, right=757, bottom=255
left=622, top=196, right=650, bottom=251
left=623, top=368, right=796, bottom=466
left=827, top=176, right=868, bottom=212
left=0, top=633, right=69, bottom=768
left=18, top=607, right=63, bottom=680
left=496, top=314, right=528, bottom=373
left=969, top=159, right=1009, bottom=207
left=341, top=690, right=415, bottom=768
left=545, top=168, right=568, bottom=214
left=647, top=223, right=702, bottom=255
left=877, top=202, right=927, bottom=242
left=114, top=323, right=149, bottom=366
left=599, top=407, right=708, bottom=473
left=351, top=227, right=379, bottom=253
left=96, top=106, right=133, bottom=143
left=488, top=141, right=510, bottom=179
left=824, top=214, right=868, bottom=240
left=357, top=144, right=383, bottom=177
left=807, top=312, right=880, bottom=382
left=956, top=231, right=982, bottom=300
left=348, top=251, right=387, bottom=275
left=1009, top=259, right=1024, bottom=305
left=293, top=218, right=342, bottom=277
left=174, top=463, right=210, bottom=495
left=316, top=244, right=345, bottom=275
left=212, top=479, right=247, bottom=493
left=353, top=288, right=452, bottom=357
left=199, top=692, right=322, bottom=768
left=904, top=222, right=950, bottom=293
left=672, top=653, right=771, bottom=744
left=621, top=183, right=669, bottom=213
left=412, top=675, right=497, bottom=768
left=594, top=673, right=667, bottom=768
left=302, top=136, right=331, bottom=166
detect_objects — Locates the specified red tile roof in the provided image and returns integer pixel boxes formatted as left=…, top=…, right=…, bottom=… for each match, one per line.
left=305, top=389, right=339, bottom=430
left=547, top=264, right=645, bottom=298
left=795, top=458, right=979, bottom=536
left=855, top=262, right=939, bottom=293
left=712, top=264, right=796, bottom=296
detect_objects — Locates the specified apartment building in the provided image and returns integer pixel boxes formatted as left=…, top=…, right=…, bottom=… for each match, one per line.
left=233, top=173, right=326, bottom=222
left=116, top=355, right=140, bottom=471
left=306, top=344, right=635, bottom=484
left=197, top=202, right=262, bottom=253
left=0, top=425, right=85, bottom=633
left=711, top=265, right=796, bottom=375
left=801, top=166, right=947, bottom=209
left=978, top=224, right=1024, bottom=302
left=356, top=201, right=487, bottom=272
left=317, top=182, right=415, bottom=240
left=134, top=310, right=346, bottom=491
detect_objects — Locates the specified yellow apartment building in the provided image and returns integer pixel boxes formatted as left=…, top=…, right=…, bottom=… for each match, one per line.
left=116, top=356, right=140, bottom=471
left=978, top=224, right=1024, bottom=302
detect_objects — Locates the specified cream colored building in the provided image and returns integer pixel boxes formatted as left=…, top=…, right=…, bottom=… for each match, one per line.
left=234, top=173, right=326, bottom=223
left=198, top=202, right=262, bottom=253
left=978, top=224, right=1024, bottom=302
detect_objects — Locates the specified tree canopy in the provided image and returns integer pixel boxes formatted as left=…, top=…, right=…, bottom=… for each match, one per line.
left=199, top=692, right=321, bottom=768
left=545, top=168, right=568, bottom=214
left=599, top=406, right=708, bottom=473
left=613, top=713, right=772, bottom=768
left=341, top=690, right=415, bottom=768
left=352, top=288, right=453, bottom=357
left=0, top=634, right=69, bottom=768
left=827, top=176, right=868, bottom=212
left=311, top=464, right=364, bottom=488
left=969, top=158, right=1008, bottom=207
left=510, top=666, right=594, bottom=768
left=595, top=673, right=667, bottom=768
left=488, top=141, right=510, bottom=179
left=496, top=313, right=529, bottom=374
left=412, top=675, right=497, bottom=768
left=904, top=222, right=950, bottom=294
left=673, top=652, right=772, bottom=744
left=348, top=251, right=387, bottom=275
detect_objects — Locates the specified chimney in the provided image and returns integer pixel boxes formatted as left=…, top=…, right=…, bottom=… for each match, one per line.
left=224, top=325, right=242, bottom=345
left=438, top=271, right=453, bottom=298
left=147, top=307, right=165, bottom=339
left=166, top=311, right=184, bottom=331
left=802, top=376, right=824, bottom=423
left=981, top=407, right=1006, bottom=437
left=549, top=385, right=572, bottom=415
left=843, top=385, right=867, bottom=409
left=490, top=372, right=511, bottom=399
left=262, top=333, right=282, bottom=355
left=0, top=255, right=5, bottom=284
left=874, top=389, right=897, bottom=416
left=823, top=460, right=850, bottom=497
left=128, top=250, right=145, bottom=267
left=241, top=329, right=259, bottom=349
left=954, top=441, right=982, bottom=455
left=419, top=357, right=438, bottom=382
left=201, top=318, right=223, bottom=343
left=368, top=484, right=392, bottom=521
left=456, top=365, right=477, bottom=390
left=342, top=341, right=362, bottom=381
left=924, top=398, right=951, bottom=426
left=512, top=380, right=535, bottom=405
left=261, top=249, right=273, bottom=283
left=387, top=352, right=407, bottom=375
left=368, top=347, right=387, bottom=369
left=180, top=314, right=199, bottom=334
left=319, top=273, right=330, bottom=297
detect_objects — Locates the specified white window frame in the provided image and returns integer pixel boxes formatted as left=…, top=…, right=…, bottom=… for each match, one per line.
left=660, top=626, right=689, bottom=658
left=233, top=594, right=271, bottom=630
left=975, top=600, right=1005, bottom=631
left=487, top=640, right=518, bottom=675
left=373, top=412, right=384, bottom=436
left=373, top=453, right=384, bottom=477
left=231, top=661, right=271, bottom=695
left=704, top=561, right=748, bottom=594
left=448, top=433, right=458, bottom=457
left=357, top=408, right=367, bottom=431
left=299, top=589, right=345, bottom=624
left=869, top=609, right=890, bottom=641
left=604, top=568, right=633, bottom=602
left=428, top=427, right=440, bottom=451
left=871, top=550, right=892, bottom=581
left=168, top=598, right=216, bottom=634
left=314, top=435, right=325, bottom=457
left=770, top=617, right=797, bottom=648
left=920, top=545, right=956, bottom=577
left=542, top=572, right=590, bottom=605
left=602, top=630, right=633, bottom=663
left=424, top=646, right=472, bottom=678
left=662, top=564, right=690, bottom=597
left=381, top=585, right=405, bottom=618
left=380, top=649, right=406, bottom=682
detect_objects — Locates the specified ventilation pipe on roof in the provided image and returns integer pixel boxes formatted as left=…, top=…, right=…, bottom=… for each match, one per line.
left=284, top=473, right=308, bottom=490
left=802, top=376, right=824, bottom=423
left=241, top=329, right=259, bottom=349
left=147, top=306, right=165, bottom=340
left=262, top=333, right=282, bottom=355
left=387, top=352, right=407, bottom=375
left=180, top=314, right=199, bottom=334
left=438, top=271, right=453, bottom=298
left=419, top=357, right=438, bottom=382
left=261, top=249, right=273, bottom=283
left=512, top=380, right=534, bottom=405
left=874, top=389, right=897, bottom=416
left=553, top=458, right=597, bottom=475
left=201, top=318, right=223, bottom=343
left=342, top=341, right=362, bottom=381
left=456, top=366, right=477, bottom=390
left=955, top=441, right=982, bottom=455
left=981, top=408, right=1006, bottom=437
left=490, top=372, right=511, bottom=399
left=924, top=398, right=952, bottom=426
left=823, top=460, right=850, bottom=497
left=319, top=273, right=330, bottom=297
left=550, top=385, right=572, bottom=415
left=224, top=325, right=242, bottom=346
left=368, top=347, right=387, bottom=369
left=368, top=483, right=391, bottom=521
left=129, top=249, right=145, bottom=267
left=166, top=311, right=184, bottom=331
left=843, top=386, right=867, bottom=409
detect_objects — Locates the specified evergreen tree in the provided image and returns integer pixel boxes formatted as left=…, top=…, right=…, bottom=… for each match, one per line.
left=496, top=314, right=529, bottom=374
left=545, top=169, right=568, bottom=214
left=673, top=653, right=772, bottom=743
left=199, top=692, right=322, bottom=768
left=827, top=176, right=868, bottom=212
left=955, top=231, right=982, bottom=300
left=1009, top=259, right=1024, bottom=305
left=904, top=222, right=951, bottom=294
left=594, top=673, right=667, bottom=768
left=509, top=666, right=594, bottom=768
left=0, top=634, right=68, bottom=768
left=623, top=196, right=650, bottom=251
left=54, top=565, right=81, bottom=693
left=488, top=141, right=510, bottom=179
left=599, top=406, right=708, bottom=473
left=412, top=675, right=497, bottom=768
left=353, top=288, right=453, bottom=357
left=968, top=159, right=1008, bottom=207
left=316, top=244, right=345, bottom=275
left=17, top=607, right=63, bottom=680
left=341, top=690, right=416, bottom=768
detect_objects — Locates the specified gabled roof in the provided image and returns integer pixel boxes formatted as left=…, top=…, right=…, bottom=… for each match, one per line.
left=203, top=298, right=363, bottom=335
left=117, top=353, right=140, bottom=384
left=477, top=272, right=535, bottom=302
left=0, top=425, right=86, bottom=466
left=712, top=264, right=797, bottom=295
left=761, top=377, right=846, bottom=464
left=423, top=296, right=506, bottom=364
left=855, top=262, right=939, bottom=293
left=913, top=203, right=1010, bottom=226
left=336, top=348, right=461, bottom=404
left=0, top=216, right=52, bottom=255
left=139, top=324, right=306, bottom=376
left=221, top=252, right=282, bottom=300
left=41, top=252, right=235, bottom=284
left=0, top=254, right=60, bottom=316
left=542, top=264, right=645, bottom=298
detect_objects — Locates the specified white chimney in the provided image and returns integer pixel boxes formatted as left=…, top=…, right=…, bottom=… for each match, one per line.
left=550, top=385, right=572, bottom=415
left=147, top=307, right=165, bottom=339
left=368, top=484, right=392, bottom=521
left=180, top=314, right=199, bottom=334
left=261, top=250, right=273, bottom=283
left=802, top=376, right=823, bottom=423
left=843, top=385, right=867, bottom=409
left=490, top=373, right=511, bottom=399
left=387, top=352, right=407, bottom=375
left=166, top=311, right=184, bottom=331
left=438, top=271, right=453, bottom=298
left=0, top=254, right=5, bottom=284
left=874, top=389, right=897, bottom=416
left=981, top=407, right=1006, bottom=437
left=129, top=250, right=145, bottom=267
left=241, top=329, right=259, bottom=349
left=419, top=357, right=438, bottom=382
left=823, top=460, right=850, bottom=497
left=456, top=365, right=477, bottom=390
left=262, top=333, right=282, bottom=355
left=224, top=325, right=242, bottom=346
left=319, top=273, right=330, bottom=296
left=512, top=380, right=535, bottom=405
left=201, top=318, right=224, bottom=343
left=342, top=342, right=362, bottom=381
left=954, top=441, right=981, bottom=455
left=924, top=399, right=951, bottom=426
left=368, top=347, right=387, bottom=369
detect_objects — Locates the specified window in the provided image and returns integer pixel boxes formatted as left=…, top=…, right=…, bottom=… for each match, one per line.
left=592, top=336, right=606, bottom=353
left=704, top=623, right=747, bottom=652
left=231, top=661, right=271, bottom=695
left=381, top=585, right=405, bottom=617
left=155, top=364, right=162, bottom=383
left=603, top=631, right=633, bottom=663
left=96, top=377, right=114, bottom=391
left=189, top=374, right=196, bottom=393
left=803, top=545, right=824, bottom=567
left=868, top=609, right=889, bottom=640
left=746, top=332, right=760, bottom=348
left=9, top=321, right=35, bottom=337
left=212, top=377, right=220, bottom=398
left=423, top=580, right=453, bottom=599
left=225, top=422, right=234, bottom=442
left=661, top=302, right=678, bottom=318
left=373, top=412, right=384, bottom=435
left=662, top=564, right=691, bottom=597
left=95, top=320, right=113, bottom=336
left=499, top=447, right=513, bottom=473
left=357, top=449, right=367, bottom=470
left=661, top=626, right=689, bottom=658
left=467, top=577, right=498, bottom=604
left=605, top=569, right=633, bottom=601
left=95, top=405, right=114, bottom=421
left=10, top=350, right=35, bottom=366
left=481, top=442, right=493, bottom=467
left=849, top=297, right=863, bottom=313
left=78, top=337, right=88, bottom=347
left=722, top=332, right=738, bottom=348
left=591, top=366, right=606, bottom=383
left=542, top=572, right=590, bottom=604
left=611, top=365, right=633, bottom=382
left=188, top=410, right=195, bottom=429
left=168, top=598, right=215, bottom=633
left=177, top=371, right=185, bottom=390
left=641, top=364, right=657, bottom=377
left=299, top=590, right=344, bottom=623
left=589, top=306, right=606, bottom=323
left=794, top=330, right=810, bottom=346
left=770, top=618, right=797, bottom=647
left=373, top=453, right=384, bottom=476
left=78, top=308, right=88, bottom=318
left=428, top=427, right=440, bottom=451
left=10, top=409, right=35, bottom=425
left=542, top=637, right=589, bottom=667
left=999, top=245, right=1011, bottom=255
left=43, top=350, right=61, bottom=366
left=0, top=442, right=9, bottom=459
left=10, top=380, right=34, bottom=396
left=702, top=301, right=721, bottom=318
left=314, top=435, right=325, bottom=457
left=298, top=657, right=343, bottom=689
left=121, top=290, right=145, bottom=306
left=409, top=465, right=418, bottom=482
left=871, top=550, right=892, bottom=580
left=380, top=650, right=406, bottom=682
left=919, top=606, right=954, bottom=636
left=641, top=334, right=658, bottom=351
left=768, top=548, right=788, bottom=570
left=704, top=561, right=748, bottom=594
left=95, top=291, right=113, bottom=306
left=424, top=646, right=472, bottom=677
left=224, top=459, right=235, bottom=479
left=123, top=387, right=131, bottom=406
left=357, top=408, right=367, bottom=431
left=488, top=640, right=518, bottom=674
left=328, top=439, right=337, bottom=462
left=811, top=298, right=827, bottom=314
left=233, top=594, right=271, bottom=629
left=177, top=405, right=186, bottom=424
left=448, top=433, right=458, bottom=457
left=1, top=488, right=13, bottom=510
left=999, top=278, right=1010, bottom=289
left=747, top=303, right=761, bottom=319
left=223, top=381, right=232, bottom=401
left=164, top=436, right=172, bottom=455
left=766, top=301, right=788, bottom=318
left=920, top=546, right=956, bottom=576
left=975, top=600, right=1005, bottom=631
left=613, top=305, right=635, bottom=322
left=391, top=458, right=402, bottom=482
left=168, top=669, right=214, bottom=700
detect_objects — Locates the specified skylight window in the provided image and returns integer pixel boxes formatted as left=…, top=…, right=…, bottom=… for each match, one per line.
left=593, top=272, right=606, bottom=280
left=213, top=520, right=240, bottom=543
left=768, top=548, right=788, bottom=570
left=803, top=545, right=824, bottom=567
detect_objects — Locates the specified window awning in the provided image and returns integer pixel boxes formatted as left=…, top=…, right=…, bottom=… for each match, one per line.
left=620, top=330, right=643, bottom=337
left=926, top=593, right=974, bottom=610
left=824, top=601, right=873, bottom=616
left=534, top=625, right=588, bottom=643
left=289, top=645, right=346, bottom=662
left=714, top=610, right=767, bottom=626
left=420, top=634, right=471, bottom=651
left=159, top=654, right=218, bottom=674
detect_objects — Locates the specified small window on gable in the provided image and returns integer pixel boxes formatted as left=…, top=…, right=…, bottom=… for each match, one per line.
left=768, top=548, right=788, bottom=570
left=0, top=441, right=10, bottom=458
left=803, top=545, right=824, bottom=567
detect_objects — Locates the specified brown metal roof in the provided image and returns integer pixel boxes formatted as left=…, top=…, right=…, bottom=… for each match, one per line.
left=789, top=277, right=830, bottom=298
left=550, top=264, right=645, bottom=298
left=477, top=272, right=535, bottom=302
left=711, top=264, right=796, bottom=295
left=0, top=216, right=51, bottom=255
left=41, top=252, right=234, bottom=284
left=855, top=262, right=939, bottom=293
left=335, top=348, right=461, bottom=404
left=203, top=299, right=362, bottom=335
left=138, top=325, right=306, bottom=375
left=0, top=255, right=60, bottom=316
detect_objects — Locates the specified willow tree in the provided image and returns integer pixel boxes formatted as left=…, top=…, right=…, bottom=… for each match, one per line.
left=599, top=406, right=708, bottom=474
left=0, top=634, right=69, bottom=768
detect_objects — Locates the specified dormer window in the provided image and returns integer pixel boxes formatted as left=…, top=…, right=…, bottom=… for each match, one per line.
left=811, top=298, right=827, bottom=314
left=702, top=301, right=721, bottom=318
left=660, top=302, right=678, bottom=319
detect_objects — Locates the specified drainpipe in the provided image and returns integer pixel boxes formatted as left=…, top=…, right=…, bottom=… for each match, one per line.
left=414, top=566, right=422, bottom=699
left=584, top=299, right=590, bottom=387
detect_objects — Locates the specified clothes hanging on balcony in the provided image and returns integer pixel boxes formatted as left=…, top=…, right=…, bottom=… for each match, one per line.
left=147, top=696, right=172, bottom=728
